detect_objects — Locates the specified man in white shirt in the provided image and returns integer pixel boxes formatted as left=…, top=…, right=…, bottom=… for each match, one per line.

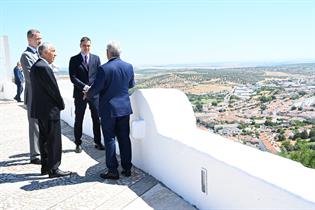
left=69, top=37, right=104, bottom=153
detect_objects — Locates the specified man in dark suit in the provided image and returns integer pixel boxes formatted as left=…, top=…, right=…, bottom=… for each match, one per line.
left=20, top=29, right=42, bottom=164
left=13, top=61, right=24, bottom=102
left=86, top=41, right=135, bottom=180
left=69, top=37, right=104, bottom=153
left=30, top=42, right=72, bottom=178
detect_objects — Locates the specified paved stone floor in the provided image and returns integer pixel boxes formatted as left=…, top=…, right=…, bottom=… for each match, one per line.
left=0, top=100, right=196, bottom=210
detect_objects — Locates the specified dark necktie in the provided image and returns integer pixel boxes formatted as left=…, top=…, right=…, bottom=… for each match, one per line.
left=84, top=55, right=89, bottom=71
left=84, top=55, right=88, bottom=65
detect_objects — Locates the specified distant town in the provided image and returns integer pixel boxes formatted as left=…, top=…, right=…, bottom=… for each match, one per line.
left=134, top=63, right=315, bottom=169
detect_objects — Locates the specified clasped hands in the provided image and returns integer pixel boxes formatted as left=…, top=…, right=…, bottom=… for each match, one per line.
left=82, top=85, right=90, bottom=100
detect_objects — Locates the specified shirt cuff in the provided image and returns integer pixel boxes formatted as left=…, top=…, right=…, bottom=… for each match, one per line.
left=83, top=85, right=90, bottom=91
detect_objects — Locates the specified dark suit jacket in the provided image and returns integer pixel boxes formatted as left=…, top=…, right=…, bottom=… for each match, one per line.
left=69, top=53, right=101, bottom=99
left=87, top=57, right=135, bottom=118
left=30, top=59, right=65, bottom=120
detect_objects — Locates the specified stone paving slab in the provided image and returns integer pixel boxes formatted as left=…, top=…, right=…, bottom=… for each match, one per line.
left=0, top=101, right=195, bottom=210
left=123, top=184, right=197, bottom=210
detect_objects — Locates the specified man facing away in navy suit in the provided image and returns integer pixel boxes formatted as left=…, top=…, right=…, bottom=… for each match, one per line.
left=85, top=41, right=135, bottom=180
left=69, top=37, right=104, bottom=153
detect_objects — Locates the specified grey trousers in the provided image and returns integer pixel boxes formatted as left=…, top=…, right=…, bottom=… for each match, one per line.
left=26, top=98, right=40, bottom=160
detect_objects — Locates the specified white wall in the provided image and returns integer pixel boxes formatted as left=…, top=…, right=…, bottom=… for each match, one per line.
left=129, top=88, right=315, bottom=210
left=59, top=84, right=315, bottom=210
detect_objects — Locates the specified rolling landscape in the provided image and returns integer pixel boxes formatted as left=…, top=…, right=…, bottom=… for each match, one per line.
left=133, top=62, right=315, bottom=168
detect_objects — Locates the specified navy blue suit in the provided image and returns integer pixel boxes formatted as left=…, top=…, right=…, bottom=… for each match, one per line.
left=88, top=57, right=135, bottom=172
left=13, top=66, right=24, bottom=101
left=69, top=53, right=102, bottom=146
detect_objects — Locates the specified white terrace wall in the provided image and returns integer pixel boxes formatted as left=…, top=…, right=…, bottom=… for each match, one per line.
left=129, top=88, right=315, bottom=210
left=58, top=81, right=315, bottom=210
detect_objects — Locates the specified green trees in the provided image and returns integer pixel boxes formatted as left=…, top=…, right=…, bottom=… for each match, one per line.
left=264, top=120, right=274, bottom=126
left=290, top=94, right=300, bottom=100
left=277, top=134, right=285, bottom=141
left=309, top=129, right=315, bottom=138
left=237, top=123, right=246, bottom=129
left=259, top=95, right=273, bottom=103
left=310, top=129, right=315, bottom=142
left=281, top=138, right=315, bottom=169
left=230, top=95, right=240, bottom=100
left=301, top=130, right=309, bottom=139
left=194, top=102, right=203, bottom=112
left=211, top=100, right=218, bottom=106
left=281, top=140, right=294, bottom=152
left=292, top=129, right=311, bottom=140
left=287, top=141, right=315, bottom=168
left=277, top=128, right=285, bottom=134
left=188, top=93, right=223, bottom=111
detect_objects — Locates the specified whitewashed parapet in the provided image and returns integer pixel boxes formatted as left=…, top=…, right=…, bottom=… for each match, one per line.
left=130, top=88, right=315, bottom=210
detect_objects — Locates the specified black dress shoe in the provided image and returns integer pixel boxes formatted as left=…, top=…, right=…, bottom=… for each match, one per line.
left=49, top=169, right=72, bottom=178
left=30, top=158, right=41, bottom=165
left=41, top=167, right=48, bottom=175
left=100, top=171, right=119, bottom=180
left=121, top=169, right=131, bottom=177
left=94, top=143, right=105, bottom=150
left=75, top=145, right=82, bottom=153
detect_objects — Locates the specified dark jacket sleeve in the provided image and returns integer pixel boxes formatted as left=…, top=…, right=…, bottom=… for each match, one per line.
left=129, top=65, right=135, bottom=89
left=96, top=56, right=101, bottom=67
left=36, top=66, right=65, bottom=110
left=87, top=66, right=105, bottom=99
left=69, top=56, right=86, bottom=90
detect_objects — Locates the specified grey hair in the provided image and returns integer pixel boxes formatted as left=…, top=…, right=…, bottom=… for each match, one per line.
left=38, top=42, right=53, bottom=56
left=107, top=41, right=121, bottom=57
left=27, top=29, right=40, bottom=39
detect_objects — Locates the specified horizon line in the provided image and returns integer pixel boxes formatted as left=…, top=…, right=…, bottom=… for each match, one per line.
left=55, top=60, right=315, bottom=70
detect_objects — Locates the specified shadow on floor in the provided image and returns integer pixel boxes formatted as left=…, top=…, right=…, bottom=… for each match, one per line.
left=1, top=119, right=148, bottom=192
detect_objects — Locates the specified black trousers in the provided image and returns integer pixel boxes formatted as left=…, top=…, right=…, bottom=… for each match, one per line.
left=38, top=119, right=62, bottom=171
left=74, top=96, right=101, bottom=145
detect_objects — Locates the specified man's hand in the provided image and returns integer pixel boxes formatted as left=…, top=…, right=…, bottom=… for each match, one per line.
left=82, top=85, right=90, bottom=100
left=83, top=91, right=87, bottom=100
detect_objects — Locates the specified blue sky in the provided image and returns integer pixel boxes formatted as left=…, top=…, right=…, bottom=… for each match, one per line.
left=1, top=0, right=314, bottom=68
